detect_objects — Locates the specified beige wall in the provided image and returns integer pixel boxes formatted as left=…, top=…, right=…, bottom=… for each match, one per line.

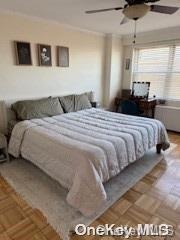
left=0, top=12, right=106, bottom=103
left=109, top=37, right=123, bottom=108
left=103, top=35, right=123, bottom=109
left=122, top=45, right=133, bottom=90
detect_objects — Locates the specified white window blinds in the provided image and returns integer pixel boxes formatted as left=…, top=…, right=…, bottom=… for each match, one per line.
left=133, top=44, right=180, bottom=99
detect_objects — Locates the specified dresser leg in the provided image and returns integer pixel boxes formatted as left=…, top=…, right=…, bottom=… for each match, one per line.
left=156, top=144, right=162, bottom=154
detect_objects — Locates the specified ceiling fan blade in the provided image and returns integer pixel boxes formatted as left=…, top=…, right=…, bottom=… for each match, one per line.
left=151, top=5, right=179, bottom=14
left=85, top=7, right=123, bottom=14
left=120, top=17, right=130, bottom=25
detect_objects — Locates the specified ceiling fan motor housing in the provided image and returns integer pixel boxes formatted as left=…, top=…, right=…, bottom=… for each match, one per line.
left=126, top=0, right=160, bottom=5
left=123, top=4, right=150, bottom=20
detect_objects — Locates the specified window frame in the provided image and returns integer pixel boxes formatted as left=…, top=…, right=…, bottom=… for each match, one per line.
left=132, top=43, right=180, bottom=100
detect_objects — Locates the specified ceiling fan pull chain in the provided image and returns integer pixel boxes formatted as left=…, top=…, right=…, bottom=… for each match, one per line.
left=133, top=20, right=137, bottom=45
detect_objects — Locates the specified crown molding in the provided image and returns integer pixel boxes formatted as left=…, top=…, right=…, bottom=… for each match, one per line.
left=0, top=9, right=107, bottom=37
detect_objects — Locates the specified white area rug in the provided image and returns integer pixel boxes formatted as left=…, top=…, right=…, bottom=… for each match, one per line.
left=0, top=146, right=175, bottom=240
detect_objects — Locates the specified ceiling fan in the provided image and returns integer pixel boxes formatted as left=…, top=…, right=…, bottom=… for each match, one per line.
left=85, top=0, right=179, bottom=25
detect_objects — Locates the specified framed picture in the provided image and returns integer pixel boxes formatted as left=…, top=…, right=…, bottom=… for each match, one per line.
left=57, top=46, right=69, bottom=67
left=125, top=58, right=131, bottom=70
left=38, top=44, right=52, bottom=66
left=15, top=41, right=32, bottom=65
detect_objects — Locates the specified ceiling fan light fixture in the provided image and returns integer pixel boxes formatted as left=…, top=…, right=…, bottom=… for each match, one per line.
left=123, top=4, right=150, bottom=20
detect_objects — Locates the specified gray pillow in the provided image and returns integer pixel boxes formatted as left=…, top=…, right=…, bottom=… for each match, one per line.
left=59, top=93, right=92, bottom=113
left=12, top=97, right=64, bottom=120
left=59, top=95, right=75, bottom=113
left=74, top=93, right=92, bottom=111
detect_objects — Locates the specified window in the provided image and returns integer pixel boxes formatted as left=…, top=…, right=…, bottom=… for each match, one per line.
left=132, top=44, right=180, bottom=100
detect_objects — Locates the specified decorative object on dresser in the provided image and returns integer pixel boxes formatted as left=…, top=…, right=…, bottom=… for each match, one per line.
left=38, top=44, right=52, bottom=66
left=14, top=41, right=32, bottom=65
left=57, top=46, right=69, bottom=67
left=0, top=133, right=9, bottom=163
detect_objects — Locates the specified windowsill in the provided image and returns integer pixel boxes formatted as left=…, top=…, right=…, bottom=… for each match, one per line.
left=161, top=99, right=180, bottom=108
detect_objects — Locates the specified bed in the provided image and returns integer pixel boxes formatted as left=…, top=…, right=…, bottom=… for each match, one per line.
left=8, top=107, right=170, bottom=217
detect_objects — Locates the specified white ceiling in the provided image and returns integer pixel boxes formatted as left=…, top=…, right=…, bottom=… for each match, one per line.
left=0, top=0, right=180, bottom=35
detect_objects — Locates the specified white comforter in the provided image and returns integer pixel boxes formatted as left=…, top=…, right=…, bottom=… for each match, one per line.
left=8, top=108, right=170, bottom=216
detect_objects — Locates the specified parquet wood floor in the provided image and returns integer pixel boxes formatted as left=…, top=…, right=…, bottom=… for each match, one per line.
left=0, top=132, right=180, bottom=240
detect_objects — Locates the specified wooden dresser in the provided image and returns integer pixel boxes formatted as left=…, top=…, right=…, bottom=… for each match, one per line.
left=138, top=98, right=157, bottom=118
left=115, top=97, right=157, bottom=118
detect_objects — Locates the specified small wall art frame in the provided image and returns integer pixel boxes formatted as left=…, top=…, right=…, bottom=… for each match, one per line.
left=38, top=44, right=52, bottom=66
left=57, top=46, right=69, bottom=67
left=125, top=58, right=131, bottom=70
left=14, top=41, right=32, bottom=65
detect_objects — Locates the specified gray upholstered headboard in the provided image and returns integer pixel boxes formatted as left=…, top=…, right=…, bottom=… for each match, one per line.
left=0, top=100, right=16, bottom=135
left=0, top=101, right=8, bottom=134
